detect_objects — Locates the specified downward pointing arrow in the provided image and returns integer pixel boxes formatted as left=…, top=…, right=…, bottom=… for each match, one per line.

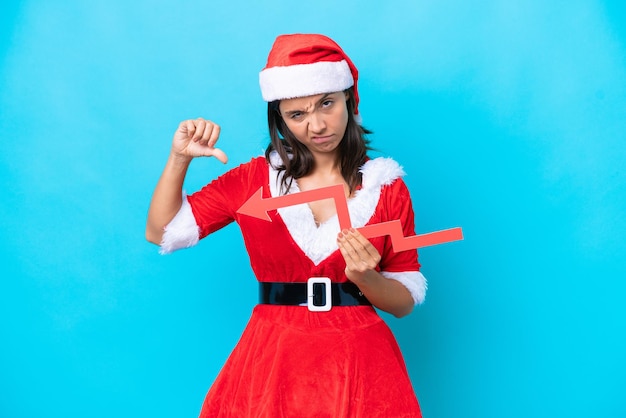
left=237, top=184, right=463, bottom=250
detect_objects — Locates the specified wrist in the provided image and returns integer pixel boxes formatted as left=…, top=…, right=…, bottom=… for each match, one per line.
left=345, top=269, right=379, bottom=287
left=168, top=152, right=193, bottom=167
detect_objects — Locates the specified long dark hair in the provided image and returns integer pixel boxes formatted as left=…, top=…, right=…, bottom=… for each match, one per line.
left=264, top=88, right=372, bottom=194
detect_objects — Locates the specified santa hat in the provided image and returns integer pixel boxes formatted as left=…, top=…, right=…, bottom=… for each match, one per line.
left=259, top=34, right=360, bottom=120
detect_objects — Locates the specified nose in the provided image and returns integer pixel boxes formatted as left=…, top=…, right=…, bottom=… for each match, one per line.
left=308, top=110, right=326, bottom=134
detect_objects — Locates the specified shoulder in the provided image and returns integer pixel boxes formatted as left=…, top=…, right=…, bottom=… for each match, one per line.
left=359, top=157, right=413, bottom=217
left=219, top=155, right=269, bottom=179
left=360, top=157, right=406, bottom=191
left=238, top=155, right=269, bottom=169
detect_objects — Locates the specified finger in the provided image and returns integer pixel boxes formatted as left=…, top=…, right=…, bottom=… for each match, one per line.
left=193, top=118, right=206, bottom=142
left=337, top=232, right=361, bottom=265
left=207, top=124, right=221, bottom=148
left=339, top=230, right=380, bottom=268
left=178, top=120, right=188, bottom=134
left=340, top=229, right=366, bottom=254
left=199, top=121, right=214, bottom=145
left=185, top=119, right=196, bottom=139
left=343, top=228, right=377, bottom=255
left=337, top=243, right=359, bottom=270
left=346, top=229, right=380, bottom=261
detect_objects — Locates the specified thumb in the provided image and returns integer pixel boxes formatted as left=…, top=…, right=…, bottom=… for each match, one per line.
left=207, top=147, right=228, bottom=164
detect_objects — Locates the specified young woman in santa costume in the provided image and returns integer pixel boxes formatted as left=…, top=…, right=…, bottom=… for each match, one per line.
left=146, top=33, right=426, bottom=417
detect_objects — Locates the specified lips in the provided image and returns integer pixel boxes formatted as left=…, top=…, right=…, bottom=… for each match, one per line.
left=311, top=135, right=333, bottom=144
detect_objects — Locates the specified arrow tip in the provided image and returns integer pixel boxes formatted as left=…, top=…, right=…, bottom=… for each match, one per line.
left=237, top=187, right=272, bottom=222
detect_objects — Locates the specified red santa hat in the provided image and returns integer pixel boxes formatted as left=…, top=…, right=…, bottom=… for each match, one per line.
left=259, top=34, right=360, bottom=121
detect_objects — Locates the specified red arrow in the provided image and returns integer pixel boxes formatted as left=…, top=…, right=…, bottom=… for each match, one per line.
left=358, top=221, right=463, bottom=250
left=237, top=184, right=352, bottom=230
left=237, top=184, right=463, bottom=250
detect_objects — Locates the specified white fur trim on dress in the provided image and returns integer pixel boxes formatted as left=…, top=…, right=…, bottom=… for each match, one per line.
left=159, top=194, right=200, bottom=255
left=381, top=271, right=427, bottom=305
left=259, top=60, right=354, bottom=102
left=269, top=152, right=405, bottom=265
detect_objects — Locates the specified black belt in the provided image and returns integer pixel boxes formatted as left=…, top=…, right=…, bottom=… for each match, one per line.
left=259, top=278, right=371, bottom=311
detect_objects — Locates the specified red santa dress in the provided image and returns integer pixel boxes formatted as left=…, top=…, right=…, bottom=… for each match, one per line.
left=160, top=152, right=427, bottom=418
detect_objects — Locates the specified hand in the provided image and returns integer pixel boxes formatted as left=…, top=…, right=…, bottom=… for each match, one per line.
left=337, top=228, right=381, bottom=283
left=171, top=118, right=228, bottom=163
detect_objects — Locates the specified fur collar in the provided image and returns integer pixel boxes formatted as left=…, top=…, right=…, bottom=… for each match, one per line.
left=268, top=152, right=405, bottom=265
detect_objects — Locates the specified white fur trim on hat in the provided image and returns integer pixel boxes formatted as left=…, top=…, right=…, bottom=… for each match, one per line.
left=259, top=60, right=354, bottom=102
left=381, top=271, right=427, bottom=305
left=159, top=194, right=200, bottom=255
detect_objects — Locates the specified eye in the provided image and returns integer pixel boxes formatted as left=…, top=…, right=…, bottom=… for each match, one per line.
left=321, top=99, right=334, bottom=108
left=289, top=111, right=304, bottom=120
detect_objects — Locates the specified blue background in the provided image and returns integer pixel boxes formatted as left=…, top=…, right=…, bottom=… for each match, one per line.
left=1, top=1, right=625, bottom=417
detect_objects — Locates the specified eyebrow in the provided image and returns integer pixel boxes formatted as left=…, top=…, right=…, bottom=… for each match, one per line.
left=282, top=93, right=333, bottom=116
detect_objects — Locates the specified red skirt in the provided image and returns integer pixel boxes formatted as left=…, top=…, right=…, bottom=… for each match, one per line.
left=199, top=304, right=422, bottom=418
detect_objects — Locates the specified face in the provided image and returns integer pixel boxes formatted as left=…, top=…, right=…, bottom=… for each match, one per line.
left=278, top=91, right=349, bottom=158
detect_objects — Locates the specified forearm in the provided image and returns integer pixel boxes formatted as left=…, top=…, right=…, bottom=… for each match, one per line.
left=351, top=270, right=414, bottom=318
left=145, top=153, right=192, bottom=244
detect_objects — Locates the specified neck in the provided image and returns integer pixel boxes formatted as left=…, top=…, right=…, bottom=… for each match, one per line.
left=310, top=151, right=341, bottom=176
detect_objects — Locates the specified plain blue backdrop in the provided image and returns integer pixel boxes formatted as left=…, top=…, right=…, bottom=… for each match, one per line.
left=1, top=1, right=625, bottom=417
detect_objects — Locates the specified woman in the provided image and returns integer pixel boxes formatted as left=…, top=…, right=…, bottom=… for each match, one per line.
left=146, top=33, right=426, bottom=417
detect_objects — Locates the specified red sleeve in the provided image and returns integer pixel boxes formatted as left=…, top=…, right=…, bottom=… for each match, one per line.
left=378, top=178, right=421, bottom=273
left=187, top=157, right=265, bottom=239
